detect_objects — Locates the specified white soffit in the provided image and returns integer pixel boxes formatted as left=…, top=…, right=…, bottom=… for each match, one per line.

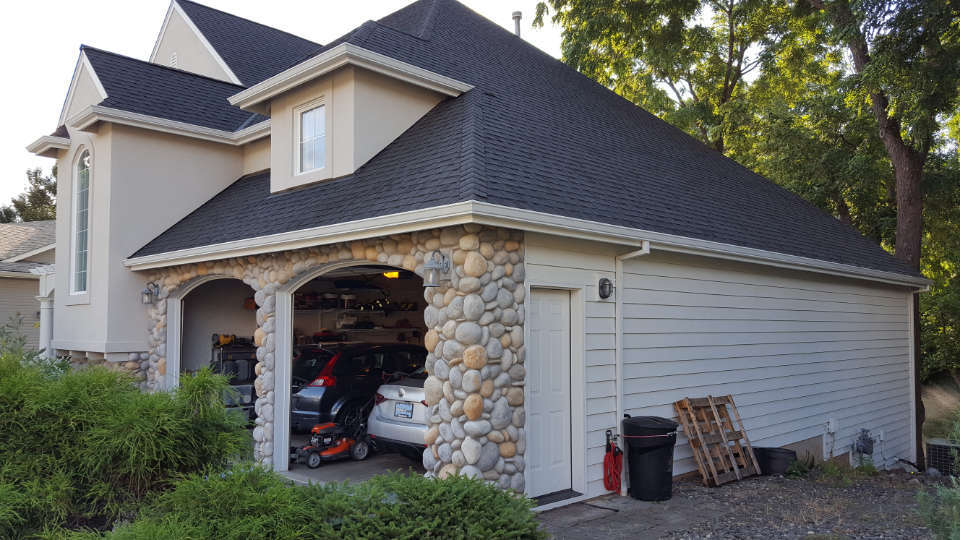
left=229, top=43, right=474, bottom=113
left=65, top=105, right=270, bottom=146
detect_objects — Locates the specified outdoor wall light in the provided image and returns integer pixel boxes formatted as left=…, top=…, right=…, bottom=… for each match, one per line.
left=598, top=277, right=614, bottom=299
left=422, top=250, right=451, bottom=288
left=141, top=281, right=160, bottom=305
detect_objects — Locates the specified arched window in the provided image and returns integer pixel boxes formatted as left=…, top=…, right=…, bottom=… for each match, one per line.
left=72, top=150, right=91, bottom=293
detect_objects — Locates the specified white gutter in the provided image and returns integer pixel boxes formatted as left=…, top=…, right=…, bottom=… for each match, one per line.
left=614, top=241, right=651, bottom=496
left=0, top=271, right=40, bottom=280
left=66, top=105, right=270, bottom=146
left=228, top=43, right=474, bottom=113
left=25, top=136, right=71, bottom=157
left=123, top=200, right=929, bottom=290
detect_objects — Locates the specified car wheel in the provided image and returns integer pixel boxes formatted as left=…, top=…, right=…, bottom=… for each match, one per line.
left=306, top=450, right=323, bottom=469
left=351, top=439, right=370, bottom=461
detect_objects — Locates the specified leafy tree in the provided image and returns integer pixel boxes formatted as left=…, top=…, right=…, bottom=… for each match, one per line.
left=534, top=0, right=821, bottom=153
left=0, top=167, right=57, bottom=223
left=801, top=0, right=960, bottom=271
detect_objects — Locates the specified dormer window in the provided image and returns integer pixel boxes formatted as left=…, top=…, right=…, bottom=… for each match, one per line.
left=295, top=100, right=325, bottom=174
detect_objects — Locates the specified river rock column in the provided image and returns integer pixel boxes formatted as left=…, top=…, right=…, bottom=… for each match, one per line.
left=421, top=226, right=526, bottom=491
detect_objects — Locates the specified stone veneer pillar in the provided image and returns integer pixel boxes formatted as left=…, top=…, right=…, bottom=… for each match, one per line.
left=421, top=227, right=526, bottom=491
left=142, top=226, right=525, bottom=489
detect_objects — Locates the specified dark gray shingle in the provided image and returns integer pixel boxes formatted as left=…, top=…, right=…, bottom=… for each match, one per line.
left=131, top=0, right=917, bottom=278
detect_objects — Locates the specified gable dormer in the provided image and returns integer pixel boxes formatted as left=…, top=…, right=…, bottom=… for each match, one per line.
left=149, top=0, right=240, bottom=84
left=228, top=43, right=473, bottom=192
left=149, top=0, right=320, bottom=86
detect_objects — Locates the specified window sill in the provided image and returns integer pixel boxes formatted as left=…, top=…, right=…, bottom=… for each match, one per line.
left=64, top=293, right=90, bottom=306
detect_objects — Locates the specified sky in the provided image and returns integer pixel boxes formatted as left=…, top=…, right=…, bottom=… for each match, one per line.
left=0, top=0, right=563, bottom=207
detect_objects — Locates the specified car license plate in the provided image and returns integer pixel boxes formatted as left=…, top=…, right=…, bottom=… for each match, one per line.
left=394, top=402, right=413, bottom=419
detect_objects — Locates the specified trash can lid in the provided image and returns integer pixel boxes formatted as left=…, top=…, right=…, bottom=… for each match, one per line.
left=622, top=416, right=679, bottom=431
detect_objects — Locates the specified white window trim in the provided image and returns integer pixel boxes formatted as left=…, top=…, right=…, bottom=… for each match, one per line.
left=68, top=148, right=92, bottom=302
left=293, top=97, right=327, bottom=177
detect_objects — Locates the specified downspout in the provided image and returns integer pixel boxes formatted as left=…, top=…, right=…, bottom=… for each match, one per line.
left=615, top=240, right=650, bottom=496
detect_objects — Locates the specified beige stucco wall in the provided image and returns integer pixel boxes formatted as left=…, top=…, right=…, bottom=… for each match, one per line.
left=269, top=66, right=443, bottom=192
left=63, top=60, right=104, bottom=123
left=0, top=277, right=41, bottom=349
left=151, top=7, right=234, bottom=83
left=53, top=123, right=243, bottom=355
left=242, top=137, right=270, bottom=175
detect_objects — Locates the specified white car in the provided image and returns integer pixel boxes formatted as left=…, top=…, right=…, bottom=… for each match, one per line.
left=367, top=373, right=428, bottom=460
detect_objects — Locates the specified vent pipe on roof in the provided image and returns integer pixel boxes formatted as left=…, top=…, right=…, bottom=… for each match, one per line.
left=512, top=11, right=522, bottom=37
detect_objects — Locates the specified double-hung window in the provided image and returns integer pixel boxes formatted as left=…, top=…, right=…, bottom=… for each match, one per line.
left=297, top=102, right=325, bottom=174
left=72, top=150, right=91, bottom=294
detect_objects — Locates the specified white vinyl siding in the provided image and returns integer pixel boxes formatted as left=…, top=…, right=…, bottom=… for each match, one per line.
left=525, top=233, right=618, bottom=498
left=72, top=151, right=91, bottom=293
left=620, top=251, right=913, bottom=474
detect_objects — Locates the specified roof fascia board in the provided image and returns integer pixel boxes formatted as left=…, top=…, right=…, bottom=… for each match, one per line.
left=123, top=200, right=928, bottom=289
left=148, top=1, right=177, bottom=62
left=26, top=136, right=71, bottom=157
left=157, top=1, right=243, bottom=85
left=0, top=271, right=40, bottom=280
left=66, top=105, right=270, bottom=146
left=124, top=201, right=478, bottom=270
left=467, top=201, right=931, bottom=290
left=228, top=43, right=474, bottom=112
left=4, top=243, right=56, bottom=263
left=57, top=51, right=109, bottom=127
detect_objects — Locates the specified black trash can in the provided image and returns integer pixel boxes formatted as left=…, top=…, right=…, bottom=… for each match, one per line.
left=622, top=415, right=679, bottom=501
left=753, top=447, right=797, bottom=475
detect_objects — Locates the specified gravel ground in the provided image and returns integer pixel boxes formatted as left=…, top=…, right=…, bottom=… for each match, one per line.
left=540, top=469, right=940, bottom=539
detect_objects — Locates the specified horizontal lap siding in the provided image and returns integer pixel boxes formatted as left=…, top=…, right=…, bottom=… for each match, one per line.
left=621, top=252, right=912, bottom=474
left=0, top=278, right=41, bottom=349
left=525, top=234, right=618, bottom=498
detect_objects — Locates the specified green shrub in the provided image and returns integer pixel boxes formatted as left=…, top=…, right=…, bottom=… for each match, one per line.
left=95, top=465, right=545, bottom=540
left=918, top=477, right=960, bottom=540
left=0, top=345, right=248, bottom=538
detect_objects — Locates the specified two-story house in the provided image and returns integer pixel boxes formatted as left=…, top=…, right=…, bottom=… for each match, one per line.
left=27, top=0, right=928, bottom=506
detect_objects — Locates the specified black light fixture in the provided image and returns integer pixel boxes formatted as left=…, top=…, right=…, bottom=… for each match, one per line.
left=598, top=277, right=614, bottom=299
left=141, top=281, right=160, bottom=304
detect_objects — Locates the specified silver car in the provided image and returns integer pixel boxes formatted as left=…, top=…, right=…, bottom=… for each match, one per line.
left=367, top=373, right=428, bottom=460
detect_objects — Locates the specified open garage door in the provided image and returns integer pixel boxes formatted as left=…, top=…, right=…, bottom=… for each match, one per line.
left=284, top=265, right=428, bottom=483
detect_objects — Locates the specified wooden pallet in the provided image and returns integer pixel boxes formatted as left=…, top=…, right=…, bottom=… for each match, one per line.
left=674, top=395, right=762, bottom=487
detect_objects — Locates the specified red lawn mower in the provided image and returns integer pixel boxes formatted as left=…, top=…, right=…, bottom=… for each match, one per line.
left=292, top=399, right=373, bottom=468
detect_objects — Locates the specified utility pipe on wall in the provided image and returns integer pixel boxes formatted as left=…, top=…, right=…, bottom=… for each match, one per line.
left=614, top=240, right=651, bottom=496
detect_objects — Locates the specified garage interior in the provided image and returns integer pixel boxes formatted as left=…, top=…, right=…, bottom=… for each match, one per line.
left=180, top=266, right=428, bottom=483
left=286, top=265, right=428, bottom=483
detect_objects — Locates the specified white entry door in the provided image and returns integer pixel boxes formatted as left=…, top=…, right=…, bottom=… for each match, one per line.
left=527, top=288, right=572, bottom=497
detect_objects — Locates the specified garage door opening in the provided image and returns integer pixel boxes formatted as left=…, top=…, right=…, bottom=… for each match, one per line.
left=179, top=278, right=258, bottom=418
left=285, top=265, right=428, bottom=483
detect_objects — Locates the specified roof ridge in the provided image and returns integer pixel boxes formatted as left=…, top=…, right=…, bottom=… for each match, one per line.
left=175, top=0, right=320, bottom=47
left=80, top=45, right=248, bottom=89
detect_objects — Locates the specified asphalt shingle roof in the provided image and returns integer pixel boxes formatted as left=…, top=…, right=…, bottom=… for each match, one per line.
left=175, top=0, right=321, bottom=86
left=0, top=221, right=56, bottom=261
left=124, top=0, right=919, bottom=278
left=82, top=46, right=265, bottom=132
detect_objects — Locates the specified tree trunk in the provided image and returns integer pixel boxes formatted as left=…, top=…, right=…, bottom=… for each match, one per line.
left=812, top=0, right=927, bottom=468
